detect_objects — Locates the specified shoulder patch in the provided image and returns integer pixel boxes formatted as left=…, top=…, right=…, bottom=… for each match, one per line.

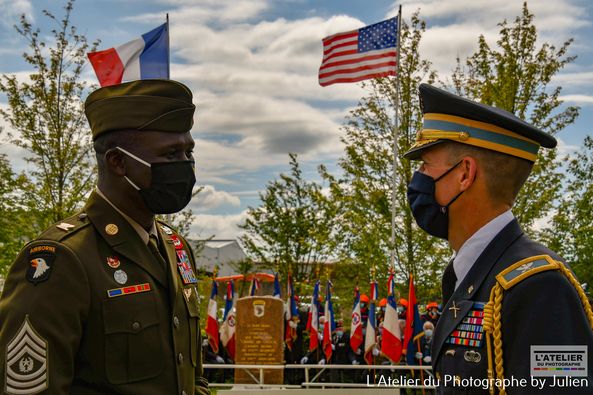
left=26, top=245, right=56, bottom=285
left=5, top=315, right=48, bottom=395
left=496, top=255, right=559, bottom=290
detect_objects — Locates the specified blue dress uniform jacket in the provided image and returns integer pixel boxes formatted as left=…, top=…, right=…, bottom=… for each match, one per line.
left=432, top=219, right=593, bottom=394
left=0, top=192, right=210, bottom=395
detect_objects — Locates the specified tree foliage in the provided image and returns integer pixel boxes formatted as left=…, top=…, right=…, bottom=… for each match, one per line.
left=451, top=2, right=579, bottom=232
left=542, top=136, right=593, bottom=289
left=320, top=12, right=446, bottom=300
left=0, top=0, right=99, bottom=230
left=240, top=153, right=337, bottom=283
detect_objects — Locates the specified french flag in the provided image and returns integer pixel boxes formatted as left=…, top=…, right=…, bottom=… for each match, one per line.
left=205, top=280, right=219, bottom=354
left=364, top=280, right=378, bottom=365
left=306, top=280, right=320, bottom=351
left=285, top=274, right=299, bottom=350
left=220, top=281, right=236, bottom=359
left=350, top=286, right=363, bottom=353
left=322, top=281, right=336, bottom=361
left=87, top=23, right=169, bottom=87
left=381, top=271, right=403, bottom=363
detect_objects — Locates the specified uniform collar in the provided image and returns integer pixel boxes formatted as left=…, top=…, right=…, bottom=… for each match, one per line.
left=95, top=187, right=158, bottom=245
left=452, top=210, right=514, bottom=289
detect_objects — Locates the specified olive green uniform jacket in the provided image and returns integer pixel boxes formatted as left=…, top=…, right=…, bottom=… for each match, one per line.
left=0, top=192, right=210, bottom=395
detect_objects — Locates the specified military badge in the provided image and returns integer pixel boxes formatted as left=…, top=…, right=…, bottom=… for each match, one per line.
left=5, top=315, right=48, bottom=394
left=170, top=234, right=184, bottom=250
left=56, top=222, right=75, bottom=232
left=113, top=269, right=128, bottom=285
left=445, top=301, right=485, bottom=348
left=253, top=300, right=266, bottom=317
left=26, top=245, right=56, bottom=285
left=175, top=250, right=198, bottom=285
left=106, top=256, right=120, bottom=269
left=107, top=283, right=151, bottom=298
left=160, top=224, right=174, bottom=235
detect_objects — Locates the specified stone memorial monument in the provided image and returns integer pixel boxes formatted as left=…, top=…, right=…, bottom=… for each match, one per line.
left=234, top=296, right=285, bottom=384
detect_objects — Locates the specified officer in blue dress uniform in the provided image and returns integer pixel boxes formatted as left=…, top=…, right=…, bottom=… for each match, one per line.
left=404, top=84, right=593, bottom=394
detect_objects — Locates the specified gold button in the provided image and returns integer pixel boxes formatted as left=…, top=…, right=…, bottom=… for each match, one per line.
left=468, top=285, right=474, bottom=294
left=459, top=132, right=470, bottom=141
left=105, top=224, right=119, bottom=235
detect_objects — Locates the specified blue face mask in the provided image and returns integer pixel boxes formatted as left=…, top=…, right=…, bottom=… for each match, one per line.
left=407, top=161, right=464, bottom=239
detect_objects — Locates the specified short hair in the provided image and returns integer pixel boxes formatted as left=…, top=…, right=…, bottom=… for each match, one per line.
left=442, top=142, right=533, bottom=206
left=93, top=130, right=142, bottom=175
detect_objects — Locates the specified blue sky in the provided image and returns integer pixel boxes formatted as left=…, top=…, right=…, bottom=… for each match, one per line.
left=1, top=0, right=592, bottom=239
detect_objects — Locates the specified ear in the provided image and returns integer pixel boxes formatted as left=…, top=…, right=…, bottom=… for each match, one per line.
left=459, top=156, right=477, bottom=191
left=104, top=149, right=126, bottom=177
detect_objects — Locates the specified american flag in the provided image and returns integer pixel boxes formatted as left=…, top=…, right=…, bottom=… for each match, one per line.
left=319, top=17, right=398, bottom=87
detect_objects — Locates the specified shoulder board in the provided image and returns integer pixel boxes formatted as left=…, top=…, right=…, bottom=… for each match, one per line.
left=37, top=212, right=92, bottom=242
left=156, top=219, right=178, bottom=236
left=496, top=255, right=560, bottom=290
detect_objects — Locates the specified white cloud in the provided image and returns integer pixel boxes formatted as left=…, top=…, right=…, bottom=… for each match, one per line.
left=559, top=94, right=593, bottom=105
left=190, top=210, right=249, bottom=239
left=0, top=0, right=33, bottom=27
left=192, top=184, right=241, bottom=211
left=556, top=137, right=579, bottom=157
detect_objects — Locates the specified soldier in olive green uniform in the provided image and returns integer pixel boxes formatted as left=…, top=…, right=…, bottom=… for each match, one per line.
left=0, top=80, right=210, bottom=395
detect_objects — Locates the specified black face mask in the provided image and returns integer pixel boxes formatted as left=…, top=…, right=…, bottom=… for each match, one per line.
left=406, top=160, right=464, bottom=239
left=117, top=147, right=196, bottom=214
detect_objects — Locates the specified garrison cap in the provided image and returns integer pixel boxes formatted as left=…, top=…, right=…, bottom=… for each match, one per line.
left=404, top=84, right=557, bottom=162
left=85, top=79, right=195, bottom=140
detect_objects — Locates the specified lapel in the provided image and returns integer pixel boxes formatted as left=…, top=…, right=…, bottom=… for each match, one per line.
left=432, top=219, right=523, bottom=364
left=84, top=191, right=168, bottom=287
left=156, top=223, right=181, bottom=301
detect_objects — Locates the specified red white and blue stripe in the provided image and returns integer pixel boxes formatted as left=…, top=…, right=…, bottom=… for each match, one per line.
left=364, top=280, right=379, bottom=364
left=381, top=271, right=403, bottom=363
left=205, top=280, right=219, bottom=354
left=220, top=281, right=236, bottom=359
left=285, top=274, right=299, bottom=350
left=87, top=22, right=169, bottom=87
left=323, top=281, right=336, bottom=361
left=249, top=276, right=260, bottom=296
left=350, top=286, right=363, bottom=353
left=404, top=275, right=425, bottom=365
left=319, top=17, right=398, bottom=87
left=306, top=280, right=321, bottom=351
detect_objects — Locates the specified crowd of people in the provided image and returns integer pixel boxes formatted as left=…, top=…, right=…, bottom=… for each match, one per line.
left=202, top=296, right=442, bottom=386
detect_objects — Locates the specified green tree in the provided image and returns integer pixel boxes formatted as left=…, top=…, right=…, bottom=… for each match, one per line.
left=0, top=0, right=99, bottom=233
left=240, top=153, right=337, bottom=283
left=320, top=12, right=446, bottom=300
left=542, top=136, right=593, bottom=288
left=451, top=2, right=578, bottom=232
left=0, top=155, right=38, bottom=276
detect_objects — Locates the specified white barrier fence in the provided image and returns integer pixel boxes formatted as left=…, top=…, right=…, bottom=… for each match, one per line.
left=203, top=363, right=436, bottom=391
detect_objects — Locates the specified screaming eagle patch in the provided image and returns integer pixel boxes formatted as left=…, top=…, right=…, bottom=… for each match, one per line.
left=5, top=315, right=48, bottom=394
left=26, top=245, right=56, bottom=285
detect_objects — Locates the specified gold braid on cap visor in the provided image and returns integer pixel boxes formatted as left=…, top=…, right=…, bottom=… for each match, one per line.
left=412, top=113, right=541, bottom=162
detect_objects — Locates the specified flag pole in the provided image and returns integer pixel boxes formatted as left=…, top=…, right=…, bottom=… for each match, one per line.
left=166, top=13, right=171, bottom=78
left=389, top=5, right=403, bottom=271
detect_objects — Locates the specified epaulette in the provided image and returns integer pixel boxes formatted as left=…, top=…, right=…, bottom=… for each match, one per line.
left=156, top=219, right=178, bottom=236
left=496, top=255, right=559, bottom=290
left=36, top=211, right=92, bottom=243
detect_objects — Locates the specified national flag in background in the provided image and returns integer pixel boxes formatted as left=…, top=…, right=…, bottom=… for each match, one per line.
left=273, top=272, right=281, bottom=298
left=87, top=22, right=169, bottom=87
left=249, top=276, right=260, bottom=296
left=319, top=17, right=398, bottom=87
left=285, top=273, right=299, bottom=350
left=364, top=280, right=379, bottom=365
left=306, top=280, right=321, bottom=352
left=205, top=280, right=219, bottom=354
left=219, top=281, right=236, bottom=359
left=322, top=281, right=336, bottom=361
left=381, top=271, right=403, bottom=363
left=350, top=286, right=363, bottom=353
left=404, top=275, right=424, bottom=365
